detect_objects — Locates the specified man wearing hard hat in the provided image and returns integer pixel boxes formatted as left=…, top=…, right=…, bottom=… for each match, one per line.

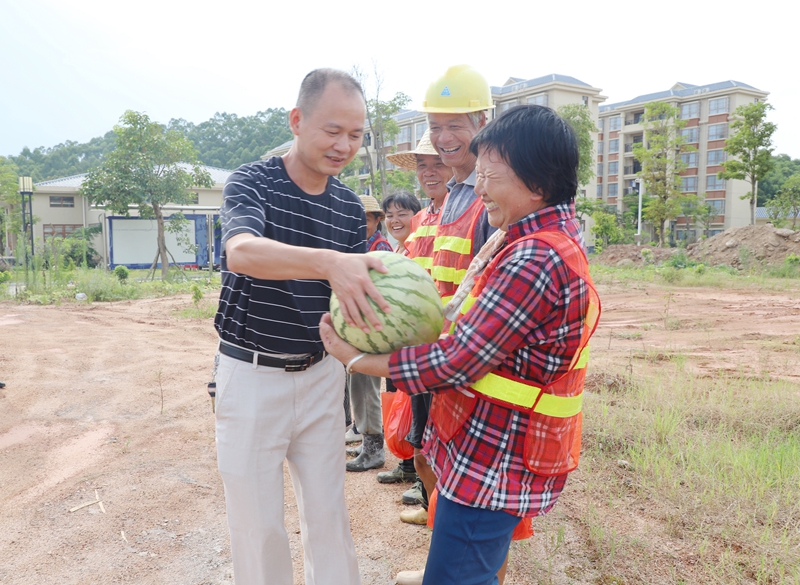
left=421, top=64, right=497, bottom=309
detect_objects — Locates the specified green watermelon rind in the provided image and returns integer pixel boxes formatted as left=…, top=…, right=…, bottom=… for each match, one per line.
left=330, top=251, right=444, bottom=354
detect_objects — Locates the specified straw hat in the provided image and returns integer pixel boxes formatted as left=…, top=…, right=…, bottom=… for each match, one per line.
left=386, top=129, right=439, bottom=170
left=359, top=195, right=384, bottom=217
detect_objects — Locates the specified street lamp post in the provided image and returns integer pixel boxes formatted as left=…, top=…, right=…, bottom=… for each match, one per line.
left=18, top=177, right=34, bottom=266
left=635, top=178, right=643, bottom=246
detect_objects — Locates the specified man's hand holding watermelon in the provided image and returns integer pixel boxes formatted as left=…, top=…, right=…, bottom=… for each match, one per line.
left=226, top=232, right=390, bottom=333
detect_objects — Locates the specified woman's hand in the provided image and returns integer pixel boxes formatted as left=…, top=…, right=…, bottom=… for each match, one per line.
left=319, top=313, right=362, bottom=364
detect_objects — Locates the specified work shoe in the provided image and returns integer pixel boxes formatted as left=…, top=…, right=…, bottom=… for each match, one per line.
left=377, top=464, right=418, bottom=484
left=346, top=433, right=385, bottom=472
left=396, top=570, right=424, bottom=585
left=345, top=426, right=362, bottom=444
left=400, top=507, right=428, bottom=525
left=346, top=444, right=362, bottom=457
left=402, top=480, right=424, bottom=505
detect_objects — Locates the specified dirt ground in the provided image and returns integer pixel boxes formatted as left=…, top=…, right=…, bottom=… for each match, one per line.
left=593, top=224, right=800, bottom=268
left=1, top=280, right=799, bottom=585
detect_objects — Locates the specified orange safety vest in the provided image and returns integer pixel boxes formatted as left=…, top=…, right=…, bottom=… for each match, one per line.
left=430, top=197, right=484, bottom=306
left=405, top=198, right=446, bottom=276
left=429, top=229, right=601, bottom=476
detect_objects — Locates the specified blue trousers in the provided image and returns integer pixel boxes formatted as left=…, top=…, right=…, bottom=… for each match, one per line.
left=423, top=495, right=521, bottom=585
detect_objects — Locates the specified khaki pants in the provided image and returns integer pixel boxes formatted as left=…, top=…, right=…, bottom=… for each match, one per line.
left=215, top=353, right=361, bottom=585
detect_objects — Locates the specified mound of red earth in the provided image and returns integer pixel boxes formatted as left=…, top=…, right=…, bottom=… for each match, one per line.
left=592, top=224, right=800, bottom=269
left=686, top=224, right=800, bottom=268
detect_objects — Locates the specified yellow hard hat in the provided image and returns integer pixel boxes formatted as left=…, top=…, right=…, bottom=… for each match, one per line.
left=420, top=65, right=495, bottom=114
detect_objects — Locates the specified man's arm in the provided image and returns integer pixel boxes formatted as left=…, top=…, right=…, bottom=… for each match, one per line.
left=225, top=233, right=390, bottom=333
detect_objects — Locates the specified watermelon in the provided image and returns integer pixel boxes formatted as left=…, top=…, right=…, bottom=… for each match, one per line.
left=330, top=251, right=444, bottom=354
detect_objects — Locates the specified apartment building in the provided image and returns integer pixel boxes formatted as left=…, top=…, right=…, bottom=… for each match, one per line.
left=596, top=81, right=769, bottom=241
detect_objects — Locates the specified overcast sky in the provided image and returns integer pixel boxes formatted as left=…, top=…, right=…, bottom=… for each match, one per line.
left=1, top=0, right=795, bottom=162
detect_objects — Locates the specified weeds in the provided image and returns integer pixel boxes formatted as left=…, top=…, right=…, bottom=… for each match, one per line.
left=583, top=363, right=800, bottom=584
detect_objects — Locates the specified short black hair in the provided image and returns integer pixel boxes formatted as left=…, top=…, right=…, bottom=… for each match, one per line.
left=469, top=105, right=579, bottom=206
left=296, top=69, right=364, bottom=114
left=382, top=191, right=422, bottom=215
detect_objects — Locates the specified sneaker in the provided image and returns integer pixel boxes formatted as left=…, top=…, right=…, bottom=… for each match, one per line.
left=396, top=570, right=424, bottom=585
left=402, top=480, right=424, bottom=505
left=376, top=464, right=418, bottom=484
left=345, top=427, right=362, bottom=444
left=399, top=507, right=428, bottom=525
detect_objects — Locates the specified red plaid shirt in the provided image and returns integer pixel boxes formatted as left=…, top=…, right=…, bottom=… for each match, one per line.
left=388, top=203, right=587, bottom=518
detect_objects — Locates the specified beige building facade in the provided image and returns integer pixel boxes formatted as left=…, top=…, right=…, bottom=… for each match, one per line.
left=597, top=81, right=769, bottom=242
left=4, top=165, right=230, bottom=267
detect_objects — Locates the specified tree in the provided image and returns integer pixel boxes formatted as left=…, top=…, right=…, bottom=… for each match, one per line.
left=719, top=101, right=776, bottom=226
left=79, top=111, right=213, bottom=280
left=0, top=156, right=20, bottom=255
left=695, top=197, right=716, bottom=239
left=633, top=102, right=691, bottom=247
left=758, top=154, right=800, bottom=204
left=590, top=211, right=622, bottom=251
left=557, top=103, right=596, bottom=188
left=678, top=193, right=704, bottom=242
left=352, top=64, right=411, bottom=198
left=766, top=173, right=800, bottom=229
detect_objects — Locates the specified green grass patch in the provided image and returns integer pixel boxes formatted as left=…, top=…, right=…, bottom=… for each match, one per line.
left=1, top=266, right=220, bottom=304
left=583, top=365, right=800, bottom=584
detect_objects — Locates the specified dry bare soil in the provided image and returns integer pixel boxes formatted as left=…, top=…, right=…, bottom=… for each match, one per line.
left=1, top=280, right=799, bottom=584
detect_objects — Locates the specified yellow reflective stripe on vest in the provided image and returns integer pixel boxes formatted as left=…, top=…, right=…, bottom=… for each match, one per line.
left=470, top=346, right=590, bottom=411
left=433, top=235, right=472, bottom=255
left=460, top=294, right=478, bottom=315
left=533, top=391, right=583, bottom=418
left=413, top=256, right=433, bottom=270
left=431, top=265, right=468, bottom=284
left=441, top=295, right=454, bottom=306
left=412, top=225, right=438, bottom=238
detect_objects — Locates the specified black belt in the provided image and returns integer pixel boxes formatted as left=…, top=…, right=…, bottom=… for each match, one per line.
left=219, top=343, right=326, bottom=372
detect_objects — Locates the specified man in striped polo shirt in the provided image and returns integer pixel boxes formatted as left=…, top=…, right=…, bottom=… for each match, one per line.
left=213, top=69, right=388, bottom=585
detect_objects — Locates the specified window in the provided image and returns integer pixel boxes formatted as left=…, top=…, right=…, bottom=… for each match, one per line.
left=706, top=199, right=725, bottom=213
left=708, top=124, right=728, bottom=141
left=526, top=94, right=548, bottom=107
left=49, top=196, right=75, bottom=207
left=706, top=175, right=726, bottom=190
left=609, top=161, right=619, bottom=174
left=608, top=139, right=619, bottom=153
left=681, top=177, right=698, bottom=192
left=597, top=141, right=603, bottom=154
left=596, top=184, right=603, bottom=198
left=680, top=102, right=700, bottom=119
left=582, top=95, right=589, bottom=106
left=415, top=122, right=427, bottom=142
left=43, top=224, right=81, bottom=238
left=707, top=149, right=726, bottom=165
left=609, top=116, right=621, bottom=131
left=709, top=97, right=729, bottom=115
left=608, top=183, right=619, bottom=197
left=597, top=119, right=604, bottom=132
left=681, top=152, right=698, bottom=167
left=363, top=132, right=371, bottom=147
left=681, top=127, right=699, bottom=143
left=397, top=126, right=412, bottom=144
left=597, top=162, right=603, bottom=176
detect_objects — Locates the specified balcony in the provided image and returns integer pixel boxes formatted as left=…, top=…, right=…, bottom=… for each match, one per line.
left=625, top=113, right=644, bottom=125
left=624, top=163, right=641, bottom=175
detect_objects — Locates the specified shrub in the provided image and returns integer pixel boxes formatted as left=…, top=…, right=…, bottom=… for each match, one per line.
left=114, top=265, right=130, bottom=282
left=641, top=248, right=654, bottom=265
left=658, top=266, right=684, bottom=284
left=0, top=270, right=10, bottom=284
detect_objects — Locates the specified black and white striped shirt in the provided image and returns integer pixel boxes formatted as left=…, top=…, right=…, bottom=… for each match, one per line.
left=214, top=157, right=366, bottom=355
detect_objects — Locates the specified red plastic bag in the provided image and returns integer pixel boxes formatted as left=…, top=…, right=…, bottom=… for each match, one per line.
left=381, top=389, right=414, bottom=460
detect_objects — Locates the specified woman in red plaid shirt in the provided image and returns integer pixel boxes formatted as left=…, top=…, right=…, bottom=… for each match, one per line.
left=321, top=104, right=600, bottom=585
